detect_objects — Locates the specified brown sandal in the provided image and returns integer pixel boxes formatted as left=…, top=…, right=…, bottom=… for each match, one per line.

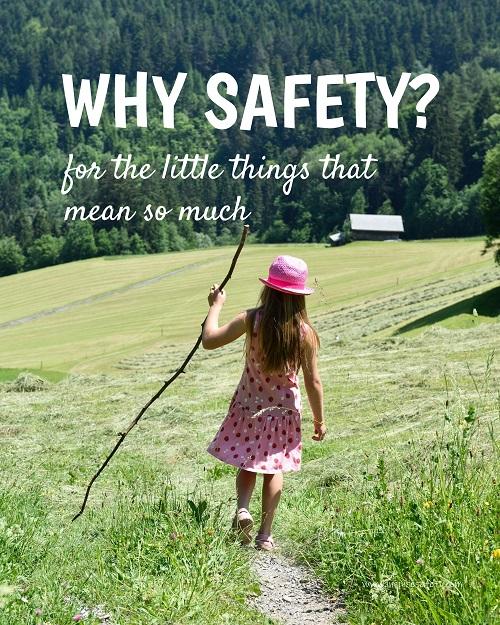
left=255, top=533, right=275, bottom=551
left=232, top=508, right=253, bottom=544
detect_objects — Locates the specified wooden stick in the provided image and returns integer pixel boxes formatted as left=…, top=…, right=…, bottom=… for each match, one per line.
left=72, top=224, right=250, bottom=521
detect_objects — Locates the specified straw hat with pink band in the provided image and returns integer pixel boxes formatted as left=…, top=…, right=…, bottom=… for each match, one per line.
left=259, top=255, right=314, bottom=295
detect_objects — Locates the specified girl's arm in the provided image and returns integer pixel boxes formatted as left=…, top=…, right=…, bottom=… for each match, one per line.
left=302, top=328, right=326, bottom=441
left=202, top=283, right=247, bottom=350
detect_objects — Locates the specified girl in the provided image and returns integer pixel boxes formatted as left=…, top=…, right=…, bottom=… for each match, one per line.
left=202, top=255, right=326, bottom=551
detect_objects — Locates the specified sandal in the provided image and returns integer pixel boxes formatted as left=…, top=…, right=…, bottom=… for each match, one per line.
left=232, top=508, right=254, bottom=544
left=255, top=533, right=275, bottom=551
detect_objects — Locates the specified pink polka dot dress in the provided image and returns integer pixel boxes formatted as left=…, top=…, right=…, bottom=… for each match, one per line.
left=207, top=310, right=303, bottom=473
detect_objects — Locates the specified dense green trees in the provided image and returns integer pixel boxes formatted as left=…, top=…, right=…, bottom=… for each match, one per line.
left=0, top=0, right=498, bottom=275
left=480, top=146, right=500, bottom=263
left=0, top=237, right=25, bottom=276
left=27, top=234, right=62, bottom=269
left=61, top=222, right=97, bottom=262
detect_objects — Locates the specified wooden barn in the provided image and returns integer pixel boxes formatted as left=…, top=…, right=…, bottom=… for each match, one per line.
left=349, top=213, right=404, bottom=241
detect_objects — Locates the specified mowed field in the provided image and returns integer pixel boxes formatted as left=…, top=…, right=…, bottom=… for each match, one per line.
left=0, top=239, right=499, bottom=625
left=0, top=238, right=495, bottom=374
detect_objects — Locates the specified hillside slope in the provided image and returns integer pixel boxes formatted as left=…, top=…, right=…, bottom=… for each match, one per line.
left=0, top=239, right=497, bottom=373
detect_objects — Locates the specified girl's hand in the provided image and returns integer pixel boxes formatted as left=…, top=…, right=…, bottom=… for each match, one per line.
left=208, top=283, right=227, bottom=307
left=312, top=421, right=326, bottom=441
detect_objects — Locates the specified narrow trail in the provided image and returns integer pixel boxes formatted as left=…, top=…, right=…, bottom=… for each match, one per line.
left=70, top=551, right=346, bottom=625
left=250, top=551, right=346, bottom=624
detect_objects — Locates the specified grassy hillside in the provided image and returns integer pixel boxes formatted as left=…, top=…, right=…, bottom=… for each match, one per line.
left=0, top=238, right=495, bottom=374
left=0, top=239, right=498, bottom=624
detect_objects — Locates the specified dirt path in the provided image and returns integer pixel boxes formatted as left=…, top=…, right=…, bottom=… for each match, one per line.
left=250, top=551, right=346, bottom=624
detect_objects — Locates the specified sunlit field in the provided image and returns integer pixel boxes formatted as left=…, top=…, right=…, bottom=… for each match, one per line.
left=0, top=238, right=492, bottom=373
left=0, top=239, right=498, bottom=624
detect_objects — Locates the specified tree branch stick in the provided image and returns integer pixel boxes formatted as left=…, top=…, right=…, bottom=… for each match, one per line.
left=72, top=224, right=250, bottom=521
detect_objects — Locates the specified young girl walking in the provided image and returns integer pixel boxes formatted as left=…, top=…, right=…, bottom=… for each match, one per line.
left=202, top=255, right=326, bottom=551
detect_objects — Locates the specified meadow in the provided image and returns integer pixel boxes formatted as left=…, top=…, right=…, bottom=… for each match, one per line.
left=0, top=238, right=492, bottom=373
left=0, top=239, right=498, bottom=624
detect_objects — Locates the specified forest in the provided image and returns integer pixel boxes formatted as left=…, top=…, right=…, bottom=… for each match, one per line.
left=0, top=0, right=499, bottom=275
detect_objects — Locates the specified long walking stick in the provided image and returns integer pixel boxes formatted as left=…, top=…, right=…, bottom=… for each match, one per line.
left=72, top=224, right=250, bottom=521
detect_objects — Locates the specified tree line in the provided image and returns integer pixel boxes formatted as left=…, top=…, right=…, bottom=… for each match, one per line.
left=0, top=0, right=499, bottom=275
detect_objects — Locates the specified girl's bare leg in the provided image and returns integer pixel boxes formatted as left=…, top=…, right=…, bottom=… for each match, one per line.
left=236, top=468, right=257, bottom=510
left=259, top=472, right=283, bottom=536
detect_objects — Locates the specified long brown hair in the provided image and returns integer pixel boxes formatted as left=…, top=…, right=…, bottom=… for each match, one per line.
left=246, top=286, right=319, bottom=374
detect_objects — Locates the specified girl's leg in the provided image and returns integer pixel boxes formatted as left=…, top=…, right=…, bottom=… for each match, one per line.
left=236, top=468, right=257, bottom=510
left=259, top=471, right=283, bottom=536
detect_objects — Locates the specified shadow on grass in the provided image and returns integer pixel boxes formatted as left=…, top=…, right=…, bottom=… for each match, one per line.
left=396, top=286, right=500, bottom=334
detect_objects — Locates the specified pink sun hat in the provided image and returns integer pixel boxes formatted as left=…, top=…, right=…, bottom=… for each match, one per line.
left=259, top=255, right=314, bottom=295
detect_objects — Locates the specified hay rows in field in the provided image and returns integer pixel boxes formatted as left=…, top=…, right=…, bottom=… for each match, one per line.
left=116, top=268, right=499, bottom=371
left=115, top=334, right=246, bottom=372
left=317, top=268, right=499, bottom=343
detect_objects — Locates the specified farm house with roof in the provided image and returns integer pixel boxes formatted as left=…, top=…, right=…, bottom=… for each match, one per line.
left=349, top=213, right=405, bottom=241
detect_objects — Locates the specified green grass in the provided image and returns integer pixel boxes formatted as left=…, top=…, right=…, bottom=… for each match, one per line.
left=283, top=379, right=499, bottom=625
left=396, top=286, right=500, bottom=335
left=0, top=486, right=265, bottom=625
left=0, top=368, right=66, bottom=383
left=0, top=240, right=498, bottom=624
left=0, top=238, right=494, bottom=373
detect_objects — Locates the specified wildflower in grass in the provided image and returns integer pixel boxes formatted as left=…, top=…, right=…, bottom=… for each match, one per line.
left=34, top=608, right=42, bottom=616
left=416, top=557, right=424, bottom=565
left=423, top=500, right=433, bottom=509
left=72, top=614, right=82, bottom=621
left=491, top=548, right=500, bottom=559
left=369, top=580, right=399, bottom=610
